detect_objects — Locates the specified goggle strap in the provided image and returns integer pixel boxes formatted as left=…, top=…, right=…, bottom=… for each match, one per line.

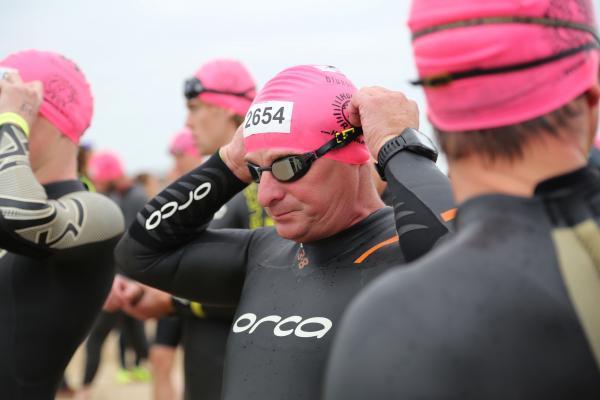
left=411, top=41, right=599, bottom=87
left=315, top=127, right=363, bottom=158
left=185, top=77, right=255, bottom=99
left=412, top=16, right=600, bottom=43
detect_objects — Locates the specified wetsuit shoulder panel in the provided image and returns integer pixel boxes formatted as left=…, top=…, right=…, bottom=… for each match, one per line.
left=0, top=123, right=124, bottom=257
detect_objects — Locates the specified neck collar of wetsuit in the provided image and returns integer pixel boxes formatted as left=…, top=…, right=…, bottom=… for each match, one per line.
left=455, top=194, right=543, bottom=231
left=456, top=165, right=600, bottom=230
left=534, top=165, right=600, bottom=199
left=301, top=207, right=393, bottom=265
left=43, top=179, right=85, bottom=200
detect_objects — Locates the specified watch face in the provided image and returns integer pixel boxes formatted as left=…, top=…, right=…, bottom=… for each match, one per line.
left=377, top=128, right=439, bottom=178
left=411, top=129, right=437, bottom=151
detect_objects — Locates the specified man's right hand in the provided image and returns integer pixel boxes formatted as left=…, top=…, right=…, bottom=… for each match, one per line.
left=0, top=71, right=43, bottom=130
left=220, top=125, right=252, bottom=183
left=348, top=86, right=420, bottom=160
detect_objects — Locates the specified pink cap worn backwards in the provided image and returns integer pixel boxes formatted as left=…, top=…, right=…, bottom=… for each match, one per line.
left=87, top=151, right=125, bottom=183
left=0, top=50, right=94, bottom=144
left=243, top=65, right=369, bottom=165
left=191, top=59, right=256, bottom=117
left=409, top=0, right=599, bottom=132
left=169, top=128, right=198, bottom=157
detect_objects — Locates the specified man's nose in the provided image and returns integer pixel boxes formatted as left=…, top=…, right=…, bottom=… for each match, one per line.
left=257, top=170, right=285, bottom=208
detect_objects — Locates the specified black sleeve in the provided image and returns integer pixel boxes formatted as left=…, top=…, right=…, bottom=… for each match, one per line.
left=115, top=153, right=253, bottom=305
left=126, top=152, right=247, bottom=250
left=382, top=149, right=455, bottom=261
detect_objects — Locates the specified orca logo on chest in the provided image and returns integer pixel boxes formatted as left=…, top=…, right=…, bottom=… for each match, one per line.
left=232, top=313, right=333, bottom=339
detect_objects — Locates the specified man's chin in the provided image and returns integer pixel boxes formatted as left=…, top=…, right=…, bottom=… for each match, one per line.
left=193, top=139, right=213, bottom=157
left=196, top=145, right=212, bottom=157
left=275, top=222, right=306, bottom=243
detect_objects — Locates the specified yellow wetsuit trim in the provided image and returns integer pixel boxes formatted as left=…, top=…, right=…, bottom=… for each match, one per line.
left=190, top=302, right=206, bottom=318
left=0, top=112, right=29, bottom=136
left=552, top=219, right=600, bottom=371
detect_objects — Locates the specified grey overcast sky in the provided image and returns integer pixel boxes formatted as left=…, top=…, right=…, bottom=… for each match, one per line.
left=3, top=0, right=600, bottom=174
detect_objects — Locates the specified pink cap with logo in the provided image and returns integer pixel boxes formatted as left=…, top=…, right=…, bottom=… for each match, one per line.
left=193, top=59, right=256, bottom=117
left=243, top=65, right=369, bottom=165
left=409, top=0, right=599, bottom=131
left=0, top=49, right=94, bottom=143
left=87, top=151, right=125, bottom=183
left=169, top=128, right=198, bottom=156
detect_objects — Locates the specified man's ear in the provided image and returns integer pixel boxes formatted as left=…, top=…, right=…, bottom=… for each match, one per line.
left=584, top=80, right=600, bottom=152
left=225, top=108, right=238, bottom=123
left=585, top=82, right=600, bottom=108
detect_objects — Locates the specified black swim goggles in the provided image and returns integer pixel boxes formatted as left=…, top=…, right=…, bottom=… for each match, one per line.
left=184, top=77, right=255, bottom=100
left=246, top=127, right=363, bottom=183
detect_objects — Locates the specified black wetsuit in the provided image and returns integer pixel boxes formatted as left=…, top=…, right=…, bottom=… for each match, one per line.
left=115, top=150, right=453, bottom=400
left=325, top=163, right=600, bottom=399
left=0, top=123, right=125, bottom=399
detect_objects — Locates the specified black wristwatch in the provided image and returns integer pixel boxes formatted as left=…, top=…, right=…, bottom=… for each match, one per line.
left=375, top=128, right=438, bottom=181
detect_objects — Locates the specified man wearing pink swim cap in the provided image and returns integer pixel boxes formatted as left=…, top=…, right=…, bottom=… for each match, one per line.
left=115, top=64, right=453, bottom=399
left=184, top=58, right=256, bottom=156
left=0, top=50, right=124, bottom=398
left=103, top=62, right=270, bottom=400
left=116, top=61, right=274, bottom=400
left=168, top=128, right=204, bottom=178
left=326, top=0, right=600, bottom=398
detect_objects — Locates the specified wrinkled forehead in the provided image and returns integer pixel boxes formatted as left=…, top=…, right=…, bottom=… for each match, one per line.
left=245, top=147, right=305, bottom=165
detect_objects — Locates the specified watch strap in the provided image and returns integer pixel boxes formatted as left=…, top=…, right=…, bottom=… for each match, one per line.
left=375, top=128, right=438, bottom=181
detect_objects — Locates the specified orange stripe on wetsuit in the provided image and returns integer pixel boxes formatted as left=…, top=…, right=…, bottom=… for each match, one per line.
left=441, top=208, right=457, bottom=222
left=354, top=236, right=399, bottom=264
left=354, top=208, right=456, bottom=264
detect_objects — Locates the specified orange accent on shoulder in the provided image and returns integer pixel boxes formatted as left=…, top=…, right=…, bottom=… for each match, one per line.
left=441, top=208, right=457, bottom=222
left=354, top=235, right=399, bottom=264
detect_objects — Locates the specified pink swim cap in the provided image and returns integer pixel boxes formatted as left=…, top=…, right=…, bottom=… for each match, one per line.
left=189, top=59, right=256, bottom=117
left=243, top=65, right=369, bottom=165
left=0, top=50, right=94, bottom=143
left=169, top=128, right=198, bottom=157
left=409, top=0, right=599, bottom=131
left=87, top=151, right=125, bottom=183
